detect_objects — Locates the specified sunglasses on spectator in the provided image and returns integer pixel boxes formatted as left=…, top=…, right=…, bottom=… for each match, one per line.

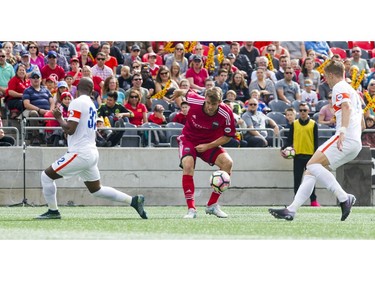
left=97, top=58, right=105, bottom=61
left=160, top=72, right=168, bottom=75
left=328, top=96, right=332, bottom=99
left=370, top=84, right=375, bottom=86
left=133, top=65, right=140, bottom=68
left=48, top=56, right=56, bottom=59
left=285, top=72, right=293, bottom=74
left=29, top=46, right=37, bottom=49
left=352, top=50, right=360, bottom=53
left=268, top=49, right=276, bottom=52
left=50, top=46, right=58, bottom=49
left=222, top=63, right=230, bottom=66
left=176, top=48, right=184, bottom=51
left=299, top=109, right=308, bottom=112
left=249, top=103, right=258, bottom=106
left=0, top=55, right=5, bottom=58
left=133, top=78, right=142, bottom=81
left=129, top=96, right=138, bottom=98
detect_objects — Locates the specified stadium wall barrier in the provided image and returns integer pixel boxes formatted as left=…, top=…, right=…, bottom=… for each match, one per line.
left=0, top=147, right=373, bottom=206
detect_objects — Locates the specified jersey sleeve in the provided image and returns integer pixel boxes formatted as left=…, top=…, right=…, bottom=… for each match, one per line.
left=67, top=99, right=82, bottom=122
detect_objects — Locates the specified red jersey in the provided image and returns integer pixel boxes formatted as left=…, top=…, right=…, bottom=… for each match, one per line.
left=41, top=64, right=66, bottom=81
left=181, top=92, right=236, bottom=145
left=5, top=76, right=30, bottom=102
left=173, top=112, right=187, bottom=125
left=125, top=102, right=148, bottom=126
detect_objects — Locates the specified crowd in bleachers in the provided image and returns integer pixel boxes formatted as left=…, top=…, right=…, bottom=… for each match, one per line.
left=1, top=41, right=375, bottom=147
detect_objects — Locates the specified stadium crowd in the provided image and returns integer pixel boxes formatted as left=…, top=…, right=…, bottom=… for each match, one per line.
left=1, top=40, right=375, bottom=147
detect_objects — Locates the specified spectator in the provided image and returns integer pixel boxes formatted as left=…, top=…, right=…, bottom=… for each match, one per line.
left=282, top=102, right=320, bottom=207
left=101, top=42, right=118, bottom=75
left=261, top=44, right=280, bottom=70
left=148, top=104, right=167, bottom=125
left=117, top=65, right=132, bottom=92
left=140, top=64, right=155, bottom=95
left=239, top=41, right=260, bottom=69
left=224, top=90, right=243, bottom=115
left=275, top=66, right=301, bottom=104
left=301, top=78, right=318, bottom=112
left=41, top=51, right=66, bottom=84
left=125, top=72, right=152, bottom=110
left=91, top=52, right=113, bottom=81
left=189, top=43, right=207, bottom=66
left=228, top=71, right=250, bottom=103
left=89, top=41, right=101, bottom=59
left=298, top=57, right=321, bottom=93
left=0, top=128, right=15, bottom=146
left=172, top=100, right=189, bottom=125
left=251, top=56, right=277, bottom=84
left=249, top=89, right=271, bottom=114
left=96, top=116, right=126, bottom=147
left=165, top=43, right=189, bottom=76
left=214, top=68, right=229, bottom=96
left=218, top=58, right=236, bottom=82
left=275, top=54, right=296, bottom=82
left=44, top=42, right=69, bottom=72
left=125, top=89, right=148, bottom=127
left=270, top=41, right=290, bottom=59
left=130, top=60, right=142, bottom=75
left=290, top=59, right=301, bottom=83
left=304, top=41, right=333, bottom=60
left=170, top=61, right=183, bottom=85
left=318, top=80, right=331, bottom=100
left=64, top=74, right=77, bottom=98
left=101, top=76, right=125, bottom=105
left=280, top=41, right=307, bottom=61
left=58, top=41, right=77, bottom=62
left=54, top=80, right=69, bottom=107
left=249, top=67, right=277, bottom=105
left=27, top=41, right=45, bottom=70
left=318, top=94, right=336, bottom=128
left=229, top=42, right=253, bottom=79
left=65, top=57, right=82, bottom=87
left=362, top=115, right=375, bottom=148
left=147, top=52, right=160, bottom=80
left=2, top=42, right=17, bottom=66
left=15, top=50, right=40, bottom=79
left=44, top=75, right=57, bottom=97
left=123, top=44, right=142, bottom=69
left=77, top=42, right=94, bottom=68
left=97, top=91, right=133, bottom=127
left=242, top=98, right=279, bottom=147
left=0, top=48, right=16, bottom=100
left=5, top=64, right=30, bottom=119
left=126, top=41, right=153, bottom=58
left=185, top=54, right=209, bottom=93
left=200, top=77, right=215, bottom=96
left=306, top=49, right=322, bottom=69
left=105, top=41, right=124, bottom=65
left=284, top=107, right=297, bottom=138
left=155, top=66, right=180, bottom=109
left=350, top=46, right=370, bottom=77
left=22, top=71, right=55, bottom=145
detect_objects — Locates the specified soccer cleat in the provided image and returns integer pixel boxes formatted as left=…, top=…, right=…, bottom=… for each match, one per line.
left=205, top=203, right=228, bottom=218
left=310, top=200, right=321, bottom=207
left=340, top=194, right=356, bottom=221
left=183, top=208, right=197, bottom=219
left=268, top=207, right=295, bottom=221
left=131, top=195, right=148, bottom=219
left=35, top=209, right=61, bottom=220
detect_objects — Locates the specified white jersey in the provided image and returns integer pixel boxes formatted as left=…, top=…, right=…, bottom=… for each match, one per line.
left=67, top=95, right=97, bottom=153
left=332, top=80, right=363, bottom=141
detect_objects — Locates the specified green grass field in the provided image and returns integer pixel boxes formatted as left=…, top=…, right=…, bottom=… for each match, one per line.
left=1, top=205, right=375, bottom=240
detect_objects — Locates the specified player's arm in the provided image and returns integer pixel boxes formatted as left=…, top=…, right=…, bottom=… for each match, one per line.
left=337, top=101, right=350, bottom=151
left=52, top=107, right=78, bottom=135
left=195, top=136, right=231, bottom=153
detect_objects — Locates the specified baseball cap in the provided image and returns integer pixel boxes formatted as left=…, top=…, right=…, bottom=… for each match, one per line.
left=70, top=57, right=79, bottom=63
left=97, top=116, right=104, bottom=123
left=20, top=50, right=30, bottom=57
left=60, top=91, right=73, bottom=100
left=30, top=71, right=41, bottom=79
left=148, top=52, right=157, bottom=58
left=131, top=44, right=141, bottom=51
left=191, top=54, right=202, bottom=61
left=57, top=81, right=68, bottom=88
left=47, top=50, right=57, bottom=57
left=46, top=75, right=57, bottom=83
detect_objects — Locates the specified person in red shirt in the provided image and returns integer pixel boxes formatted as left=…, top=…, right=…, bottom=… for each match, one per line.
left=148, top=104, right=167, bottom=125
left=125, top=88, right=148, bottom=126
left=172, top=101, right=189, bottom=125
left=171, top=87, right=236, bottom=219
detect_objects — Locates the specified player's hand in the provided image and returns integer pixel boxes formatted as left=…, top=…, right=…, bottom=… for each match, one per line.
left=195, top=143, right=209, bottom=153
left=170, top=89, right=185, bottom=101
left=52, top=107, right=62, bottom=120
left=337, top=133, right=345, bottom=151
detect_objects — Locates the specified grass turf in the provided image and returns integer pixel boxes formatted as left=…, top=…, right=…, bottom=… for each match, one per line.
left=1, top=205, right=375, bottom=240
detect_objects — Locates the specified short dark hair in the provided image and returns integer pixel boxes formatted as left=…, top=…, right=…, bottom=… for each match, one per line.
left=107, top=92, right=118, bottom=101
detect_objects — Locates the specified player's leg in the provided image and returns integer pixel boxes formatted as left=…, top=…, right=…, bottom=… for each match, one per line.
left=204, top=149, right=232, bottom=218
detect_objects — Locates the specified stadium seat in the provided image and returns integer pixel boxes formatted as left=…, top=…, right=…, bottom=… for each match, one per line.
left=318, top=124, right=334, bottom=146
left=268, top=100, right=290, bottom=113
left=168, top=111, right=178, bottom=123
left=330, top=47, right=347, bottom=59
left=165, top=122, right=184, bottom=146
left=151, top=99, right=170, bottom=111
left=328, top=41, right=349, bottom=49
left=351, top=41, right=375, bottom=51
left=312, top=112, right=320, bottom=122
left=140, top=122, right=169, bottom=147
left=120, top=135, right=142, bottom=147
left=315, top=100, right=329, bottom=113
left=291, top=100, right=312, bottom=112
left=266, top=112, right=288, bottom=127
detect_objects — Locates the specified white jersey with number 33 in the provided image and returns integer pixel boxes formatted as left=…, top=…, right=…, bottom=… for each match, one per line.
left=67, top=95, right=97, bottom=152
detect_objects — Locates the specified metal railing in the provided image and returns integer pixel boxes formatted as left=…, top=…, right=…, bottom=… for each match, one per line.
left=0, top=126, right=20, bottom=146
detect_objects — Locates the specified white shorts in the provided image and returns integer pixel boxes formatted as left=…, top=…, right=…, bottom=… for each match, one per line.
left=318, top=135, right=362, bottom=170
left=51, top=149, right=100, bottom=182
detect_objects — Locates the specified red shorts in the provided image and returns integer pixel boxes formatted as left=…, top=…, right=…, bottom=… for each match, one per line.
left=177, top=135, right=226, bottom=167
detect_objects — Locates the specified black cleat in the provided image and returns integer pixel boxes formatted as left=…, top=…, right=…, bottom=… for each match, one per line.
left=131, top=195, right=148, bottom=219
left=340, top=194, right=356, bottom=221
left=35, top=209, right=61, bottom=220
left=268, top=207, right=295, bottom=221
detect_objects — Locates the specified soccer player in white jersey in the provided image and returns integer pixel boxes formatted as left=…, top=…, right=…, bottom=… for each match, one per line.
left=269, top=60, right=365, bottom=221
left=36, top=77, right=147, bottom=219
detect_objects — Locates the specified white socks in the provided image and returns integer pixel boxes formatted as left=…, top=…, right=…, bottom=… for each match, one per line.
left=92, top=186, right=132, bottom=204
left=288, top=163, right=348, bottom=212
left=41, top=171, right=58, bottom=210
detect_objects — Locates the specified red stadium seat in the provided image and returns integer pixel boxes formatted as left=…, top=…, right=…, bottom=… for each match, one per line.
left=330, top=47, right=347, bottom=59
left=254, top=41, right=272, bottom=50
left=370, top=48, right=375, bottom=58
left=351, top=41, right=375, bottom=51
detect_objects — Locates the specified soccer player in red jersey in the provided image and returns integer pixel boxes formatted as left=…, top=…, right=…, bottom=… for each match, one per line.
left=171, top=87, right=236, bottom=218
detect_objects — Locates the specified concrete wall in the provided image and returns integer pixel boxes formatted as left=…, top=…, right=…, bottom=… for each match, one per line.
left=0, top=146, right=364, bottom=206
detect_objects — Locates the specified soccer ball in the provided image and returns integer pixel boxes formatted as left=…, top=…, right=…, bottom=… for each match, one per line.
left=282, top=146, right=295, bottom=159
left=210, top=170, right=231, bottom=193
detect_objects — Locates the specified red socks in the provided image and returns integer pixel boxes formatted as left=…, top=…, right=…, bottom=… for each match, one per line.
left=182, top=175, right=195, bottom=209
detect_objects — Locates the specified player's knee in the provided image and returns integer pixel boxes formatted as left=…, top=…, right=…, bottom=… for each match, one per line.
left=306, top=163, right=322, bottom=177
left=41, top=170, right=53, bottom=184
